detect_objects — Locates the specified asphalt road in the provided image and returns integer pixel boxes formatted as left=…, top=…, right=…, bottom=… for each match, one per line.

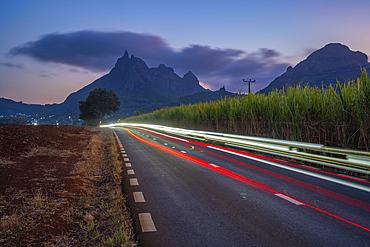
left=112, top=126, right=370, bottom=246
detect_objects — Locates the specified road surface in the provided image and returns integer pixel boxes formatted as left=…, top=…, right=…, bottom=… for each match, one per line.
left=112, top=126, right=370, bottom=246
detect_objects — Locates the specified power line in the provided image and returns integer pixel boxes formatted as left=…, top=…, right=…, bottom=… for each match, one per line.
left=243, top=79, right=255, bottom=94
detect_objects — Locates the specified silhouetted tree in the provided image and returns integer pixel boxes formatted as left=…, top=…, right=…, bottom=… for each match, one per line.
left=79, top=88, right=121, bottom=126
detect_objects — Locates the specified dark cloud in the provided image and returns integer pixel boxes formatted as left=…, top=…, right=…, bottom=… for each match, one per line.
left=9, top=30, right=171, bottom=72
left=0, top=62, right=23, bottom=69
left=9, top=30, right=291, bottom=92
left=258, top=48, right=281, bottom=59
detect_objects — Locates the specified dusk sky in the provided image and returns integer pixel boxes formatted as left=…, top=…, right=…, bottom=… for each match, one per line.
left=1, top=0, right=369, bottom=104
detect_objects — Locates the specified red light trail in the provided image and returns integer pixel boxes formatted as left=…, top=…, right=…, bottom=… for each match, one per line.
left=125, top=128, right=370, bottom=233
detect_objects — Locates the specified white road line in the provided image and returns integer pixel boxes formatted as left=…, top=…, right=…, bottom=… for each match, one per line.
left=133, top=192, right=145, bottom=202
left=122, top=154, right=128, bottom=157
left=121, top=150, right=126, bottom=153
left=125, top=163, right=132, bottom=167
left=139, top=213, right=157, bottom=232
left=143, top=129, right=189, bottom=143
left=209, top=163, right=219, bottom=168
left=164, top=143, right=168, bottom=145
left=275, top=193, right=304, bottom=205
left=207, top=146, right=370, bottom=193
left=127, top=169, right=135, bottom=175
left=181, top=151, right=187, bottom=153
left=124, top=158, right=130, bottom=162
left=130, top=178, right=139, bottom=186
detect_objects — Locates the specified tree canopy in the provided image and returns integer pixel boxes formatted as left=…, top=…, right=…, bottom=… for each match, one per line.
left=79, top=88, right=121, bottom=126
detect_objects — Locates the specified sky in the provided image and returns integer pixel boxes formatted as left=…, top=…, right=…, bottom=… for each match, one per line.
left=1, top=0, right=370, bottom=105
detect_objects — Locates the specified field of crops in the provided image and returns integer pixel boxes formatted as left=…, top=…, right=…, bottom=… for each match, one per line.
left=124, top=69, right=370, bottom=151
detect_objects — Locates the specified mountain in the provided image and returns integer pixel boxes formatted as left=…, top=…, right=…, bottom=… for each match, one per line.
left=260, top=43, right=370, bottom=94
left=138, top=86, right=238, bottom=114
left=1, top=51, right=206, bottom=123
left=0, top=98, right=55, bottom=116
left=58, top=50, right=206, bottom=117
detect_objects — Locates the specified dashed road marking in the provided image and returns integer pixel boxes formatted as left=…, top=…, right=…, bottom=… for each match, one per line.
left=122, top=154, right=128, bottom=157
left=124, top=158, right=130, bottom=162
left=275, top=193, right=304, bottom=205
left=127, top=169, right=135, bottom=175
left=130, top=178, right=139, bottom=186
left=133, top=192, right=145, bottom=202
left=240, top=193, right=248, bottom=200
left=125, top=163, right=132, bottom=167
left=139, top=213, right=157, bottom=232
left=209, top=163, right=219, bottom=168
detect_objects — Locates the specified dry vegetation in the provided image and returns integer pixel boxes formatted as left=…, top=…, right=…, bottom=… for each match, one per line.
left=0, top=125, right=136, bottom=246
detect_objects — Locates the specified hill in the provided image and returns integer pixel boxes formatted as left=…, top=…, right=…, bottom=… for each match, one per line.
left=1, top=51, right=207, bottom=123
left=260, top=43, right=370, bottom=94
left=56, top=50, right=206, bottom=117
left=138, top=86, right=238, bottom=114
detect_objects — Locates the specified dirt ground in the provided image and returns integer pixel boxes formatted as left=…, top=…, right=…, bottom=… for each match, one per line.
left=0, top=125, right=134, bottom=246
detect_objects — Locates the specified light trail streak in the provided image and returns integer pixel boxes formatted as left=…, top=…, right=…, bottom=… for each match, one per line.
left=140, top=127, right=370, bottom=211
left=125, top=128, right=370, bottom=233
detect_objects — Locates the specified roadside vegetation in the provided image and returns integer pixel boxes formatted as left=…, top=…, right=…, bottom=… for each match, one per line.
left=71, top=128, right=135, bottom=246
left=0, top=126, right=135, bottom=246
left=123, top=69, right=370, bottom=151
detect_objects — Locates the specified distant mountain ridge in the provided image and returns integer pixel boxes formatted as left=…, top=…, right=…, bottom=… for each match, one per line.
left=1, top=51, right=207, bottom=123
left=2, top=43, right=370, bottom=124
left=138, top=86, right=238, bottom=114
left=58, top=50, right=206, bottom=117
left=260, top=43, right=370, bottom=93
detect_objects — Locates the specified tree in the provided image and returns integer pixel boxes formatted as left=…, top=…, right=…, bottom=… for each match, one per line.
left=79, top=88, right=121, bottom=126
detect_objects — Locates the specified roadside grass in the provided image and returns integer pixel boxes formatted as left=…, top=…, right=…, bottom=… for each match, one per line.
left=72, top=128, right=136, bottom=246
left=26, top=146, right=75, bottom=157
left=0, top=127, right=136, bottom=246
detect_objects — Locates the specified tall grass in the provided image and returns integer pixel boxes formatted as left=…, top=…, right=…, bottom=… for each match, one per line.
left=124, top=69, right=370, bottom=150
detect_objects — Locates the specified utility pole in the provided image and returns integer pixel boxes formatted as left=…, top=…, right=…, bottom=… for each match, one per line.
left=243, top=79, right=256, bottom=94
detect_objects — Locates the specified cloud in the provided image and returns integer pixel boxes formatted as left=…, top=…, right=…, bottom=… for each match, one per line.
left=9, top=30, right=171, bottom=72
left=9, top=30, right=291, bottom=92
left=0, top=62, right=23, bottom=69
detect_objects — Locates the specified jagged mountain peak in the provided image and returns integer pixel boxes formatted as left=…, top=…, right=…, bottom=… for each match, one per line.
left=183, top=71, right=197, bottom=79
left=59, top=51, right=206, bottom=116
left=156, top=64, right=175, bottom=73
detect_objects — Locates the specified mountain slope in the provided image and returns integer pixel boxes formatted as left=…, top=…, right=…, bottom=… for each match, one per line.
left=138, top=86, right=238, bottom=114
left=1, top=51, right=206, bottom=122
left=59, top=51, right=206, bottom=117
left=260, top=43, right=370, bottom=94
